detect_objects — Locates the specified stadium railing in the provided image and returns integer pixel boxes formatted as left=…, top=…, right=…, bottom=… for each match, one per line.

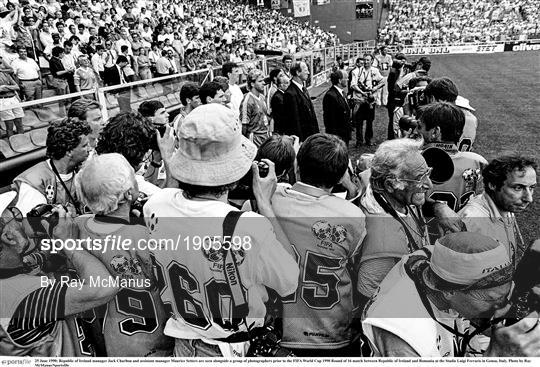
left=0, top=41, right=374, bottom=187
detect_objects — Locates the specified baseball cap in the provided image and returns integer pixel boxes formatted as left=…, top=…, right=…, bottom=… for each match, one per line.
left=423, top=232, right=513, bottom=291
left=169, top=104, right=257, bottom=186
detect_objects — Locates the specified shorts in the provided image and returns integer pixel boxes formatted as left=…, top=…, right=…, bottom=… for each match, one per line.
left=0, top=95, right=24, bottom=120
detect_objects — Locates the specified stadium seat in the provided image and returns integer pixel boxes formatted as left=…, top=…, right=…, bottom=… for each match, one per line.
left=22, top=110, right=47, bottom=129
left=106, top=94, right=119, bottom=108
left=168, top=94, right=180, bottom=105
left=135, top=86, right=150, bottom=101
left=153, top=83, right=164, bottom=97
left=9, top=133, right=38, bottom=153
left=158, top=96, right=169, bottom=107
left=41, top=89, right=57, bottom=99
left=146, top=84, right=158, bottom=98
left=132, top=101, right=141, bottom=111
left=0, top=138, right=17, bottom=158
left=29, top=128, right=47, bottom=147
left=33, top=106, right=60, bottom=122
left=107, top=107, right=120, bottom=119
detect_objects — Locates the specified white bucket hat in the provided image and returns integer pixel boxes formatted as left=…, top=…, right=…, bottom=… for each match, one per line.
left=169, top=104, right=257, bottom=186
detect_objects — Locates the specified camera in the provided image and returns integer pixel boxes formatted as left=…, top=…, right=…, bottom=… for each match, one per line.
left=228, top=161, right=269, bottom=200
left=131, top=192, right=149, bottom=218
left=247, top=325, right=295, bottom=357
left=502, top=243, right=540, bottom=326
left=27, top=204, right=60, bottom=237
left=408, top=86, right=428, bottom=112
left=399, top=115, right=418, bottom=132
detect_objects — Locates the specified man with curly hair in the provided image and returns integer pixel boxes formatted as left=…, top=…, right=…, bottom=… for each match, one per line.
left=95, top=111, right=161, bottom=197
left=13, top=117, right=92, bottom=215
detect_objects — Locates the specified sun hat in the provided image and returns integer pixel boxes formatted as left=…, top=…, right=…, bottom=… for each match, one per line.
left=423, top=232, right=513, bottom=292
left=169, top=104, right=257, bottom=186
left=455, top=95, right=476, bottom=112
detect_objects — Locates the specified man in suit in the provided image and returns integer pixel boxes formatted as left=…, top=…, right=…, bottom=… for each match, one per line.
left=103, top=55, right=132, bottom=112
left=283, top=61, right=319, bottom=141
left=270, top=72, right=290, bottom=135
left=323, top=70, right=352, bottom=146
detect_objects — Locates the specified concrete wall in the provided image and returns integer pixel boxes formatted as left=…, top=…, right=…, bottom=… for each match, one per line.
left=310, top=1, right=381, bottom=43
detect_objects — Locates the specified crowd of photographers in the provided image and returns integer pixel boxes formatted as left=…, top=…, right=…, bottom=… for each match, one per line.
left=0, top=0, right=336, bottom=105
left=379, top=0, right=540, bottom=45
left=0, top=47, right=539, bottom=359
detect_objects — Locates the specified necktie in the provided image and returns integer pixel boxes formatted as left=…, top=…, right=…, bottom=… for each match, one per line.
left=302, top=86, right=309, bottom=98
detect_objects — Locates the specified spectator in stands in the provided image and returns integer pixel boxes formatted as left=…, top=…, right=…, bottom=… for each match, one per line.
left=73, top=54, right=99, bottom=92
left=103, top=55, right=131, bottom=112
left=67, top=98, right=103, bottom=149
left=91, top=44, right=105, bottom=80
left=423, top=77, right=478, bottom=152
left=155, top=50, right=173, bottom=77
left=13, top=118, right=92, bottom=215
left=49, top=46, right=70, bottom=97
left=11, top=45, right=42, bottom=101
left=102, top=39, right=118, bottom=69
left=61, top=40, right=77, bottom=92
left=199, top=81, right=226, bottom=105
left=95, top=111, right=162, bottom=197
left=137, top=47, right=152, bottom=80
left=459, top=155, right=537, bottom=264
left=283, top=61, right=319, bottom=141
left=0, top=69, right=24, bottom=137
left=270, top=72, right=290, bottom=135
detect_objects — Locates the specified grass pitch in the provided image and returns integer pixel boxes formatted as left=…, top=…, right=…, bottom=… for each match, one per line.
left=313, top=50, right=540, bottom=243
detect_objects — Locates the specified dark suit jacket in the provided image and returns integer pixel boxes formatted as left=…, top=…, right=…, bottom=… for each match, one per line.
left=283, top=81, right=319, bottom=141
left=103, top=65, right=123, bottom=87
left=271, top=89, right=286, bottom=135
left=323, top=86, right=351, bottom=143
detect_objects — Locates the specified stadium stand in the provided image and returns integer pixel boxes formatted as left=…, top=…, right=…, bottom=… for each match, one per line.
left=379, top=0, right=540, bottom=45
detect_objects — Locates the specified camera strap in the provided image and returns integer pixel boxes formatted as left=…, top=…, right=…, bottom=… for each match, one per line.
left=50, top=160, right=81, bottom=215
left=223, top=210, right=249, bottom=332
left=373, top=191, right=424, bottom=253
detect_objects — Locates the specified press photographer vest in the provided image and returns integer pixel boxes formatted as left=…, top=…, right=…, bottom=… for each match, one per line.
left=13, top=160, right=77, bottom=208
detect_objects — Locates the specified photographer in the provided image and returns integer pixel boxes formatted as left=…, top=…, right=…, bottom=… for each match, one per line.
left=386, top=53, right=407, bottom=140
left=13, top=118, right=92, bottom=216
left=0, top=191, right=119, bottom=356
left=423, top=77, right=478, bottom=152
left=350, top=53, right=384, bottom=147
left=74, top=153, right=173, bottom=356
left=143, top=104, right=299, bottom=357
left=271, top=133, right=366, bottom=356
left=459, top=155, right=537, bottom=264
left=362, top=232, right=540, bottom=357
left=95, top=112, right=162, bottom=197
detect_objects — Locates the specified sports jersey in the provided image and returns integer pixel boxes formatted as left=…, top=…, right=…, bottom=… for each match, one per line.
left=0, top=274, right=77, bottom=356
left=426, top=142, right=487, bottom=212
left=458, top=108, right=478, bottom=152
left=271, top=182, right=366, bottom=349
left=374, top=54, right=392, bottom=77
left=75, top=215, right=174, bottom=357
left=142, top=188, right=298, bottom=354
left=239, top=92, right=270, bottom=147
